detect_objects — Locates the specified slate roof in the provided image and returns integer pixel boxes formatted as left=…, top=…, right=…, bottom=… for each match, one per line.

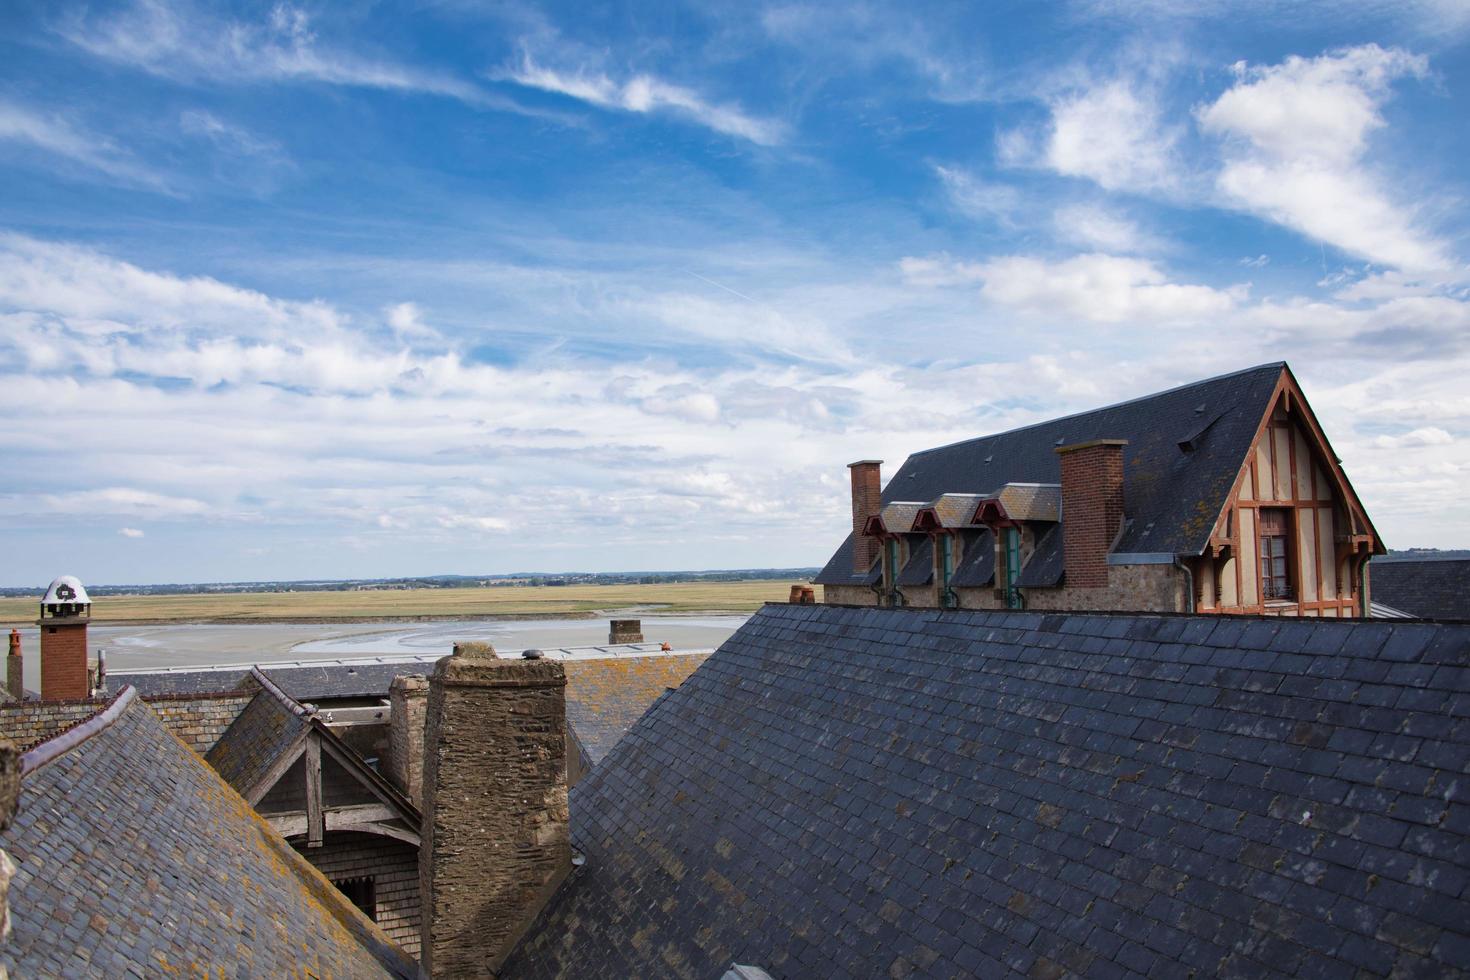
left=504, top=603, right=1470, bottom=980
left=0, top=688, right=415, bottom=977
left=205, top=669, right=314, bottom=798
left=1372, top=558, right=1470, bottom=621
left=896, top=536, right=935, bottom=587
left=562, top=654, right=709, bottom=765
left=950, top=529, right=996, bottom=588
left=818, top=362, right=1288, bottom=585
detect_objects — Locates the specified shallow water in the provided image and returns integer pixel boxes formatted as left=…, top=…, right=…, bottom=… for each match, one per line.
left=8, top=615, right=748, bottom=690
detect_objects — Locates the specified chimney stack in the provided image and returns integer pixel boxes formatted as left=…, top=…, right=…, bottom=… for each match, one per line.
left=419, top=642, right=570, bottom=976
left=1056, top=440, right=1128, bottom=589
left=386, top=674, right=428, bottom=807
left=38, top=576, right=91, bottom=700
left=6, top=631, right=21, bottom=700
left=848, top=460, right=883, bottom=574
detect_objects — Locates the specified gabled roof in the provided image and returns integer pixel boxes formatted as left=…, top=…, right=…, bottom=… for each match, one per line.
left=206, top=669, right=315, bottom=800
left=205, top=669, right=420, bottom=830
left=818, top=363, right=1286, bottom=584
left=504, top=603, right=1470, bottom=979
left=0, top=688, right=416, bottom=977
left=1371, top=558, right=1470, bottom=621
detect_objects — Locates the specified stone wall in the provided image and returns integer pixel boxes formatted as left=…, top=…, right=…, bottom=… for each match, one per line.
left=822, top=585, right=874, bottom=606
left=143, top=693, right=255, bottom=755
left=0, top=700, right=102, bottom=751
left=293, top=830, right=421, bottom=957
left=1021, top=563, right=1184, bottom=613
left=830, top=564, right=1184, bottom=614
left=386, top=675, right=428, bottom=807
left=419, top=644, right=569, bottom=976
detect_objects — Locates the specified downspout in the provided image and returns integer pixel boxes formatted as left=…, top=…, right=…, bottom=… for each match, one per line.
left=1174, top=557, right=1196, bottom=614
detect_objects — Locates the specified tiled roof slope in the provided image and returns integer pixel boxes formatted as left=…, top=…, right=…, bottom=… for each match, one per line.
left=1372, top=558, right=1470, bottom=621
left=505, top=603, right=1470, bottom=980
left=109, top=666, right=257, bottom=697
left=206, top=671, right=313, bottom=797
left=817, top=363, right=1285, bottom=584
left=0, top=689, right=415, bottom=977
left=563, top=654, right=709, bottom=765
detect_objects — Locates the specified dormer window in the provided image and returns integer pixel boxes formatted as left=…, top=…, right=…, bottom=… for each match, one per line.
left=1259, top=508, right=1292, bottom=600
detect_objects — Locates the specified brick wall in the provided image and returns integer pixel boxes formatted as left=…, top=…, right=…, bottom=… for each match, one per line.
left=419, top=644, right=569, bottom=976
left=294, top=830, right=421, bottom=957
left=849, top=460, right=883, bottom=573
left=39, top=622, right=88, bottom=700
left=143, top=693, right=255, bottom=755
left=1057, top=440, right=1127, bottom=589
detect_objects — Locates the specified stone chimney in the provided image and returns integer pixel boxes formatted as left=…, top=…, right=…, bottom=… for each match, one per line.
left=849, top=460, right=883, bottom=574
left=419, top=642, right=570, bottom=976
left=6, top=631, right=21, bottom=701
left=1055, top=440, right=1128, bottom=589
left=386, top=674, right=428, bottom=807
left=608, top=619, right=643, bottom=644
left=38, top=576, right=91, bottom=700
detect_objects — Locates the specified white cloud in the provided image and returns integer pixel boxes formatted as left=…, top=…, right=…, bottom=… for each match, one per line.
left=1197, top=45, right=1449, bottom=273
left=503, top=50, right=784, bottom=145
left=897, top=253, right=986, bottom=287
left=179, top=110, right=285, bottom=161
left=1370, top=426, right=1454, bottom=449
left=933, top=165, right=1021, bottom=223
left=1041, top=80, right=1182, bottom=194
left=118, top=527, right=145, bottom=538
left=965, top=253, right=1244, bottom=323
left=0, top=100, right=166, bottom=190
left=385, top=302, right=440, bottom=343
left=1053, top=204, right=1157, bottom=253
left=23, top=488, right=210, bottom=518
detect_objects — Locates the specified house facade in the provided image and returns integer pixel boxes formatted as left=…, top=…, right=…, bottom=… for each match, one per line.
left=817, top=362, right=1384, bottom=617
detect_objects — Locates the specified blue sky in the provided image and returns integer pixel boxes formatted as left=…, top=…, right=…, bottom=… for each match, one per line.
left=1, top=0, right=1468, bottom=585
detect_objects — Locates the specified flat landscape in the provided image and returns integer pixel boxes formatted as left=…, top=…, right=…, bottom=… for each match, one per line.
left=0, top=579, right=815, bottom=626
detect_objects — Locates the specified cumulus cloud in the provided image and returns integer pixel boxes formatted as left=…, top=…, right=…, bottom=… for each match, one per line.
left=118, top=527, right=145, bottom=538
left=956, top=253, right=1244, bottom=323
left=1027, top=80, right=1183, bottom=195
left=1197, top=45, right=1448, bottom=273
left=504, top=50, right=784, bottom=145
left=1053, top=204, right=1158, bottom=253
left=1370, top=426, right=1454, bottom=449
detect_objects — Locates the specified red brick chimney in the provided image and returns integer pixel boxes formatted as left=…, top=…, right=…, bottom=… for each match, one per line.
left=1055, top=440, right=1128, bottom=589
left=6, top=631, right=21, bottom=700
left=38, top=576, right=91, bottom=700
left=848, top=460, right=883, bottom=574
left=419, top=642, right=570, bottom=976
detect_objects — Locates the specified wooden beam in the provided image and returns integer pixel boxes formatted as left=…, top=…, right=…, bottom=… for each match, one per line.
left=305, top=734, right=323, bottom=848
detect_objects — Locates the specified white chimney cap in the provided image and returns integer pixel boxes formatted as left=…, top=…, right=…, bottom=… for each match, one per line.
left=42, top=575, right=90, bottom=606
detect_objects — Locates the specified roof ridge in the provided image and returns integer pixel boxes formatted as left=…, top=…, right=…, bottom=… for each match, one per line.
left=20, top=686, right=137, bottom=774
left=248, top=667, right=313, bottom=716
left=909, top=361, right=1285, bottom=458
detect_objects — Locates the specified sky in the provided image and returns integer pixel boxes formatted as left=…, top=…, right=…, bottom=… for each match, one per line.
left=1, top=0, right=1469, bottom=586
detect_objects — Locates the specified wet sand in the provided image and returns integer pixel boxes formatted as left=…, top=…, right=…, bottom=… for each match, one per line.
left=9, top=615, right=748, bottom=691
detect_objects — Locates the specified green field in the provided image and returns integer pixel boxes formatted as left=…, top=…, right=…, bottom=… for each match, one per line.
left=0, top=580, right=817, bottom=626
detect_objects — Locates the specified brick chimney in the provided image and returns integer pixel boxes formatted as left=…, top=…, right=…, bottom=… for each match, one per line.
left=419, top=642, right=570, bottom=976
left=1055, top=440, right=1128, bottom=589
left=6, top=631, right=21, bottom=700
left=39, top=576, right=91, bottom=700
left=386, top=674, right=428, bottom=807
left=848, top=460, right=883, bottom=574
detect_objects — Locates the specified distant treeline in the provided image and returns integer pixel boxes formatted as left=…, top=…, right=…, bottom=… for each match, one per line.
left=0, top=567, right=821, bottom=598
left=1377, top=549, right=1470, bottom=562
